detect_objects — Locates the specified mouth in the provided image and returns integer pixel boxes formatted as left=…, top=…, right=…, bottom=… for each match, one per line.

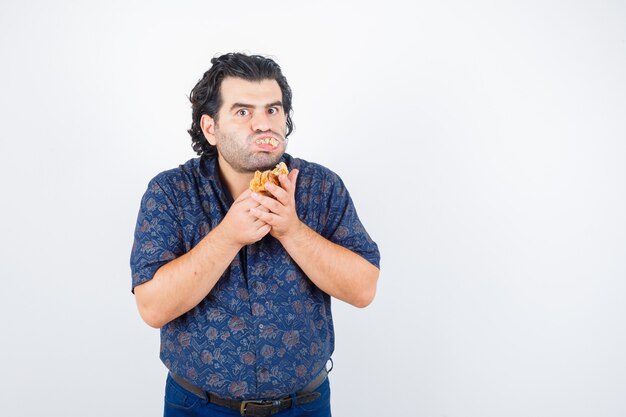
left=254, top=136, right=280, bottom=147
left=254, top=136, right=280, bottom=146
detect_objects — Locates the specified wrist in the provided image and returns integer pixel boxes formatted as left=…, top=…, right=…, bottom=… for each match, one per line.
left=211, top=221, right=244, bottom=253
left=278, top=220, right=309, bottom=247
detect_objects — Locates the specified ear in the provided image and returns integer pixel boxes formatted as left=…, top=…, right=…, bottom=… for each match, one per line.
left=200, top=114, right=217, bottom=146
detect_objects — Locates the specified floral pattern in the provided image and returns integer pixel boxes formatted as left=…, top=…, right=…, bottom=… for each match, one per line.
left=130, top=153, right=379, bottom=400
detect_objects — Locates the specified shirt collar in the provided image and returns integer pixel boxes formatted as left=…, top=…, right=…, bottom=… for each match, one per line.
left=199, top=153, right=295, bottom=205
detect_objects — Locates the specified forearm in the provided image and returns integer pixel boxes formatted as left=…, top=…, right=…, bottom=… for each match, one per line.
left=279, top=222, right=379, bottom=308
left=134, top=224, right=241, bottom=328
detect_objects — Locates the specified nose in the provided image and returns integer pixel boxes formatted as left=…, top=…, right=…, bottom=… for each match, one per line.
left=251, top=111, right=271, bottom=132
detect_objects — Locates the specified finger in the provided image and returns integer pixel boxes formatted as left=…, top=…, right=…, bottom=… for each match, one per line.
left=279, top=169, right=299, bottom=195
left=255, top=224, right=271, bottom=239
left=288, top=169, right=299, bottom=185
left=253, top=217, right=269, bottom=227
left=252, top=203, right=270, bottom=223
left=251, top=191, right=282, bottom=213
left=254, top=203, right=270, bottom=213
left=234, top=189, right=253, bottom=202
left=263, top=181, right=288, bottom=204
left=250, top=207, right=278, bottom=225
left=238, top=196, right=270, bottom=211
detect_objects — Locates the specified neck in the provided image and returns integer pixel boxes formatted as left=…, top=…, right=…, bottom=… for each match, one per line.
left=216, top=154, right=255, bottom=200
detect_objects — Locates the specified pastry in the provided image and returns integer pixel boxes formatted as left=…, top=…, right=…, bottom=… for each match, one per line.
left=249, top=162, right=289, bottom=193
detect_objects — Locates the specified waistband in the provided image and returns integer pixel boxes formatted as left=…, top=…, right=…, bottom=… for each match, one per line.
left=170, top=367, right=328, bottom=416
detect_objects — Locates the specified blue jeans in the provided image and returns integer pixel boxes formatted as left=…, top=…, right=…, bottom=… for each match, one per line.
left=163, top=373, right=332, bottom=417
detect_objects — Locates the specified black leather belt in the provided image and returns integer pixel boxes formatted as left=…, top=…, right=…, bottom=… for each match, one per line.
left=170, top=367, right=328, bottom=417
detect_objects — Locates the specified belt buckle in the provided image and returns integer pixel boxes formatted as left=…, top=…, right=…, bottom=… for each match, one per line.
left=240, top=399, right=280, bottom=416
left=240, top=400, right=253, bottom=416
left=240, top=400, right=263, bottom=416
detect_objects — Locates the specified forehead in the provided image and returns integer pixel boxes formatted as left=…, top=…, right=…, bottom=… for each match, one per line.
left=219, top=77, right=282, bottom=107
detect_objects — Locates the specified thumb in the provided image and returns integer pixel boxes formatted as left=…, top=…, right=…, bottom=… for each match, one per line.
left=288, top=168, right=299, bottom=184
left=235, top=188, right=252, bottom=202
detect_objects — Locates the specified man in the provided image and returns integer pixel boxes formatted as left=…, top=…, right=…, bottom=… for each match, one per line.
left=130, top=52, right=380, bottom=417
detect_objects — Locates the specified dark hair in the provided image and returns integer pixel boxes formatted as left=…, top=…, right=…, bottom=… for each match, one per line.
left=187, top=53, right=294, bottom=157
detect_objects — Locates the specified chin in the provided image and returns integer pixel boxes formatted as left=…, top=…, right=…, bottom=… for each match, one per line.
left=252, top=153, right=283, bottom=171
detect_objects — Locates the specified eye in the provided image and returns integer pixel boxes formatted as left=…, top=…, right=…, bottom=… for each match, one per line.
left=268, top=107, right=280, bottom=115
left=237, top=109, right=249, bottom=117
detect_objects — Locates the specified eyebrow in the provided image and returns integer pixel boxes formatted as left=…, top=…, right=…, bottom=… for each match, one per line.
left=230, top=101, right=283, bottom=111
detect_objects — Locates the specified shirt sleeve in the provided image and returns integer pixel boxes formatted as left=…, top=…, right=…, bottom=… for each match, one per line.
left=319, top=174, right=380, bottom=269
left=130, top=176, right=184, bottom=292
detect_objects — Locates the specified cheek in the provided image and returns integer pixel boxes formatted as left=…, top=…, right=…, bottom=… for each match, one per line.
left=275, top=118, right=288, bottom=133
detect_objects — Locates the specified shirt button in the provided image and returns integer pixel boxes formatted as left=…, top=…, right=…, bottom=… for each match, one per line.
left=259, top=324, right=264, bottom=329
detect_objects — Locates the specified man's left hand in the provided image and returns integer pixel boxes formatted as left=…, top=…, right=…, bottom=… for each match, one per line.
left=250, top=169, right=301, bottom=240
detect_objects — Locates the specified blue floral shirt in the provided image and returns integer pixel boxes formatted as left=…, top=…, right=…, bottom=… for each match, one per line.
left=130, top=153, right=380, bottom=400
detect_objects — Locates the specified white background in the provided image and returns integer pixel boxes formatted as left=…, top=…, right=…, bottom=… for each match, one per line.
left=1, top=1, right=625, bottom=416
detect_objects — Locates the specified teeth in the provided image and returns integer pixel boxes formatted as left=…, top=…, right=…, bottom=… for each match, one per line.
left=256, top=137, right=279, bottom=146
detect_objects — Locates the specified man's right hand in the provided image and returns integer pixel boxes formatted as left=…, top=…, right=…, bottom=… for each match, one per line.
left=135, top=189, right=271, bottom=328
left=218, top=189, right=272, bottom=248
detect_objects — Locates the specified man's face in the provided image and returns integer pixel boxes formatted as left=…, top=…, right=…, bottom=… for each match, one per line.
left=204, top=77, right=288, bottom=173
